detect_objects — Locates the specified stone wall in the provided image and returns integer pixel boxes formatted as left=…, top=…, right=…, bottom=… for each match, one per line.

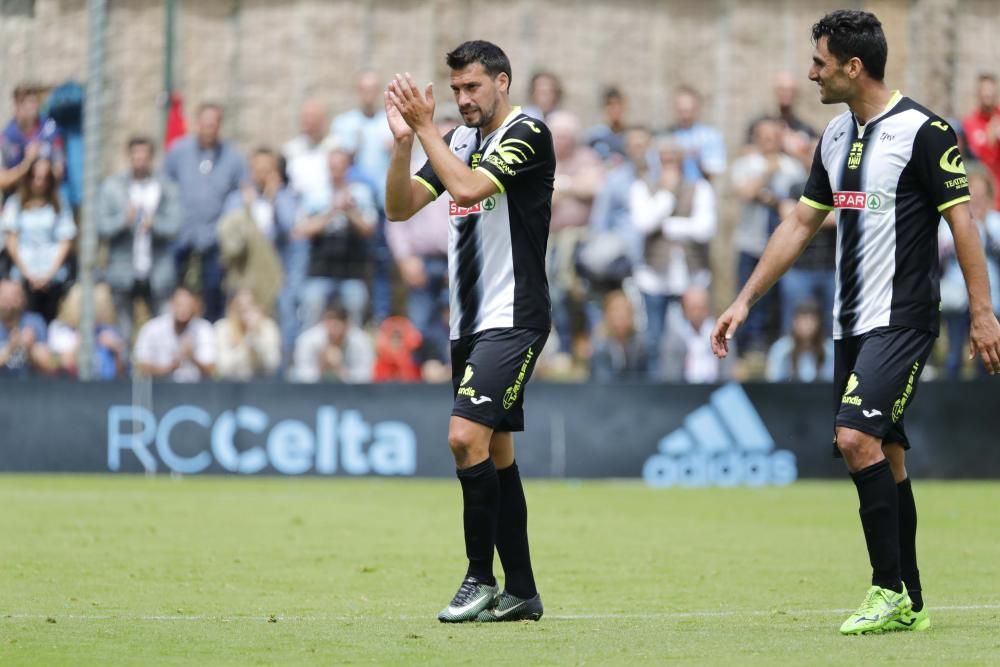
left=1, top=0, right=998, bottom=300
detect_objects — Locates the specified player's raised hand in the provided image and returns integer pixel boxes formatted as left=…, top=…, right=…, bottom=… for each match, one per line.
left=384, top=88, right=412, bottom=141
left=387, top=73, right=435, bottom=132
left=968, top=311, right=1000, bottom=375
left=710, top=301, right=749, bottom=359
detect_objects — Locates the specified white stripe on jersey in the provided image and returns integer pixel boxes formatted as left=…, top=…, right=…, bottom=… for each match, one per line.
left=820, top=95, right=935, bottom=339
left=445, top=109, right=522, bottom=339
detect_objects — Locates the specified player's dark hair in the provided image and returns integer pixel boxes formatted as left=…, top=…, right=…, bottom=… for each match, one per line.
left=811, top=10, right=887, bottom=82
left=127, top=135, right=155, bottom=153
left=446, top=41, right=512, bottom=84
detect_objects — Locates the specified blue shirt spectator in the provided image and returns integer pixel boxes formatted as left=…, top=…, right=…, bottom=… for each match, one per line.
left=665, top=86, right=726, bottom=182
left=0, top=278, right=50, bottom=378
left=330, top=72, right=392, bottom=204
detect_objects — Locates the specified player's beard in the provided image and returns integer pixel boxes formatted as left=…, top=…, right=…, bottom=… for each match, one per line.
left=461, top=98, right=497, bottom=129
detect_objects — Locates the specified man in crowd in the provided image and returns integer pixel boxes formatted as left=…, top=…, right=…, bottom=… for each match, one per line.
left=0, top=83, right=64, bottom=193
left=665, top=85, right=726, bottom=182
left=0, top=278, right=50, bottom=377
left=289, top=300, right=373, bottom=383
left=164, top=102, right=247, bottom=321
left=283, top=99, right=337, bottom=201
left=97, top=136, right=181, bottom=341
left=962, top=73, right=1000, bottom=209
left=586, top=86, right=627, bottom=161
left=133, top=285, right=217, bottom=382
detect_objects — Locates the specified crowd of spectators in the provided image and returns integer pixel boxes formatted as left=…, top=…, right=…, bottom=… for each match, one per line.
left=1, top=70, right=999, bottom=383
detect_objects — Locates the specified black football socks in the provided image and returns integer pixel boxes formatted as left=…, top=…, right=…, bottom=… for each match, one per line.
left=851, top=459, right=903, bottom=593
left=897, top=477, right=923, bottom=611
left=496, top=461, right=538, bottom=599
left=457, top=458, right=500, bottom=586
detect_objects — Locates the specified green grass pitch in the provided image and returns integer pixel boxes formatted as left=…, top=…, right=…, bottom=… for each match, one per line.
left=2, top=476, right=999, bottom=665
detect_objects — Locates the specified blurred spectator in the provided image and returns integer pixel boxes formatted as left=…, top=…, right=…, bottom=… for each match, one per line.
left=415, top=303, right=452, bottom=383
left=0, top=278, right=51, bottom=377
left=133, top=286, right=216, bottom=382
left=214, top=288, right=281, bottom=381
left=295, top=148, right=377, bottom=328
left=289, top=300, right=373, bottom=383
left=386, top=119, right=450, bottom=342
left=97, top=136, right=181, bottom=341
left=548, top=111, right=605, bottom=352
left=938, top=167, right=1000, bottom=378
left=730, top=119, right=806, bottom=352
left=629, top=137, right=716, bottom=375
left=524, top=71, right=563, bottom=122
left=0, top=83, right=64, bottom=192
left=47, top=283, right=126, bottom=380
left=586, top=86, right=627, bottom=161
left=218, top=148, right=290, bottom=316
left=962, top=73, right=1000, bottom=209
left=2, top=158, right=75, bottom=321
left=590, top=290, right=649, bottom=381
left=665, top=86, right=726, bottom=182
left=164, top=102, right=248, bottom=322
left=224, top=147, right=303, bottom=364
left=764, top=300, right=833, bottom=382
left=283, top=99, right=336, bottom=200
left=372, top=316, right=423, bottom=383
left=778, top=180, right=835, bottom=336
left=661, top=286, right=727, bottom=383
left=330, top=71, right=392, bottom=203
left=590, top=125, right=655, bottom=257
left=746, top=72, right=817, bottom=166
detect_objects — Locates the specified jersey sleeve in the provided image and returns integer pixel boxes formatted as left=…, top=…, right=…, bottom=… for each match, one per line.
left=913, top=119, right=971, bottom=212
left=410, top=129, right=455, bottom=200
left=476, top=118, right=553, bottom=194
left=799, top=138, right=834, bottom=211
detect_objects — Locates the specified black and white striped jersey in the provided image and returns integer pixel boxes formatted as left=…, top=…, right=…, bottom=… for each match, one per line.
left=413, top=107, right=554, bottom=340
left=801, top=92, right=971, bottom=339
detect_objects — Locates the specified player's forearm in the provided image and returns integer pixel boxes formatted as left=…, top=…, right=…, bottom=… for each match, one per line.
left=415, top=124, right=482, bottom=207
left=736, top=210, right=818, bottom=307
left=385, top=138, right=416, bottom=221
left=950, top=216, right=995, bottom=316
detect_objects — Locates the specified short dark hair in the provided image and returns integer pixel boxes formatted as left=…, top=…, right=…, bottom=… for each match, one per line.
left=127, top=135, right=155, bottom=152
left=445, top=41, right=512, bottom=83
left=196, top=101, right=224, bottom=117
left=811, top=10, right=887, bottom=82
left=323, top=299, right=349, bottom=322
left=979, top=73, right=998, bottom=85
left=602, top=86, right=623, bottom=105
left=12, top=82, right=41, bottom=102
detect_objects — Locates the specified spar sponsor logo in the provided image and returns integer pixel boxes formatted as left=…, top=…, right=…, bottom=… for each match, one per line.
left=449, top=201, right=482, bottom=216
left=834, top=191, right=882, bottom=210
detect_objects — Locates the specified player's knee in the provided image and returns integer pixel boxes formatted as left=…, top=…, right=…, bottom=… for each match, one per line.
left=447, top=425, right=488, bottom=464
left=836, top=428, right=882, bottom=468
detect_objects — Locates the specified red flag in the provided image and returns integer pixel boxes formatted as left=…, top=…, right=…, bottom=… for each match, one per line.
left=165, top=92, right=186, bottom=148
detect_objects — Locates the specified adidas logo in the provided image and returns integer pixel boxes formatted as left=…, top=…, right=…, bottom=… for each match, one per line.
left=642, top=383, right=798, bottom=488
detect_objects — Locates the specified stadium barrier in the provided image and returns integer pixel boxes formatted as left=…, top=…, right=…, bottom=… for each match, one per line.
left=1, top=379, right=997, bottom=482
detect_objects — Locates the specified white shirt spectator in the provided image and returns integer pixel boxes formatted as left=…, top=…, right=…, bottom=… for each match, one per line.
left=283, top=134, right=338, bottom=200
left=134, top=313, right=217, bottom=382
left=128, top=178, right=161, bottom=278
left=289, top=322, right=374, bottom=383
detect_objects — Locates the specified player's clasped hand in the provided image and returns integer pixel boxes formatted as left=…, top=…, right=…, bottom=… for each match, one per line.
left=968, top=312, right=1000, bottom=375
left=709, top=301, right=749, bottom=359
left=386, top=73, right=435, bottom=132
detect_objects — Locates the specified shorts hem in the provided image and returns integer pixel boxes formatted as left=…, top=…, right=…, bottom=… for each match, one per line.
left=450, top=408, right=524, bottom=433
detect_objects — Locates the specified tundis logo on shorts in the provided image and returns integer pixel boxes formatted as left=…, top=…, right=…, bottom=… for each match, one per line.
left=834, top=191, right=882, bottom=210
left=449, top=201, right=481, bottom=216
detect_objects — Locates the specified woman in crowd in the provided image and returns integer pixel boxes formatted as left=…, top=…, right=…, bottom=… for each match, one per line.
left=48, top=282, right=127, bottom=379
left=2, top=158, right=76, bottom=321
left=765, top=300, right=833, bottom=382
left=213, top=287, right=282, bottom=381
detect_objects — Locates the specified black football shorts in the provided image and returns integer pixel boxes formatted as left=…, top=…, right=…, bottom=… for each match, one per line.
left=832, top=325, right=936, bottom=454
left=450, top=327, right=548, bottom=432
